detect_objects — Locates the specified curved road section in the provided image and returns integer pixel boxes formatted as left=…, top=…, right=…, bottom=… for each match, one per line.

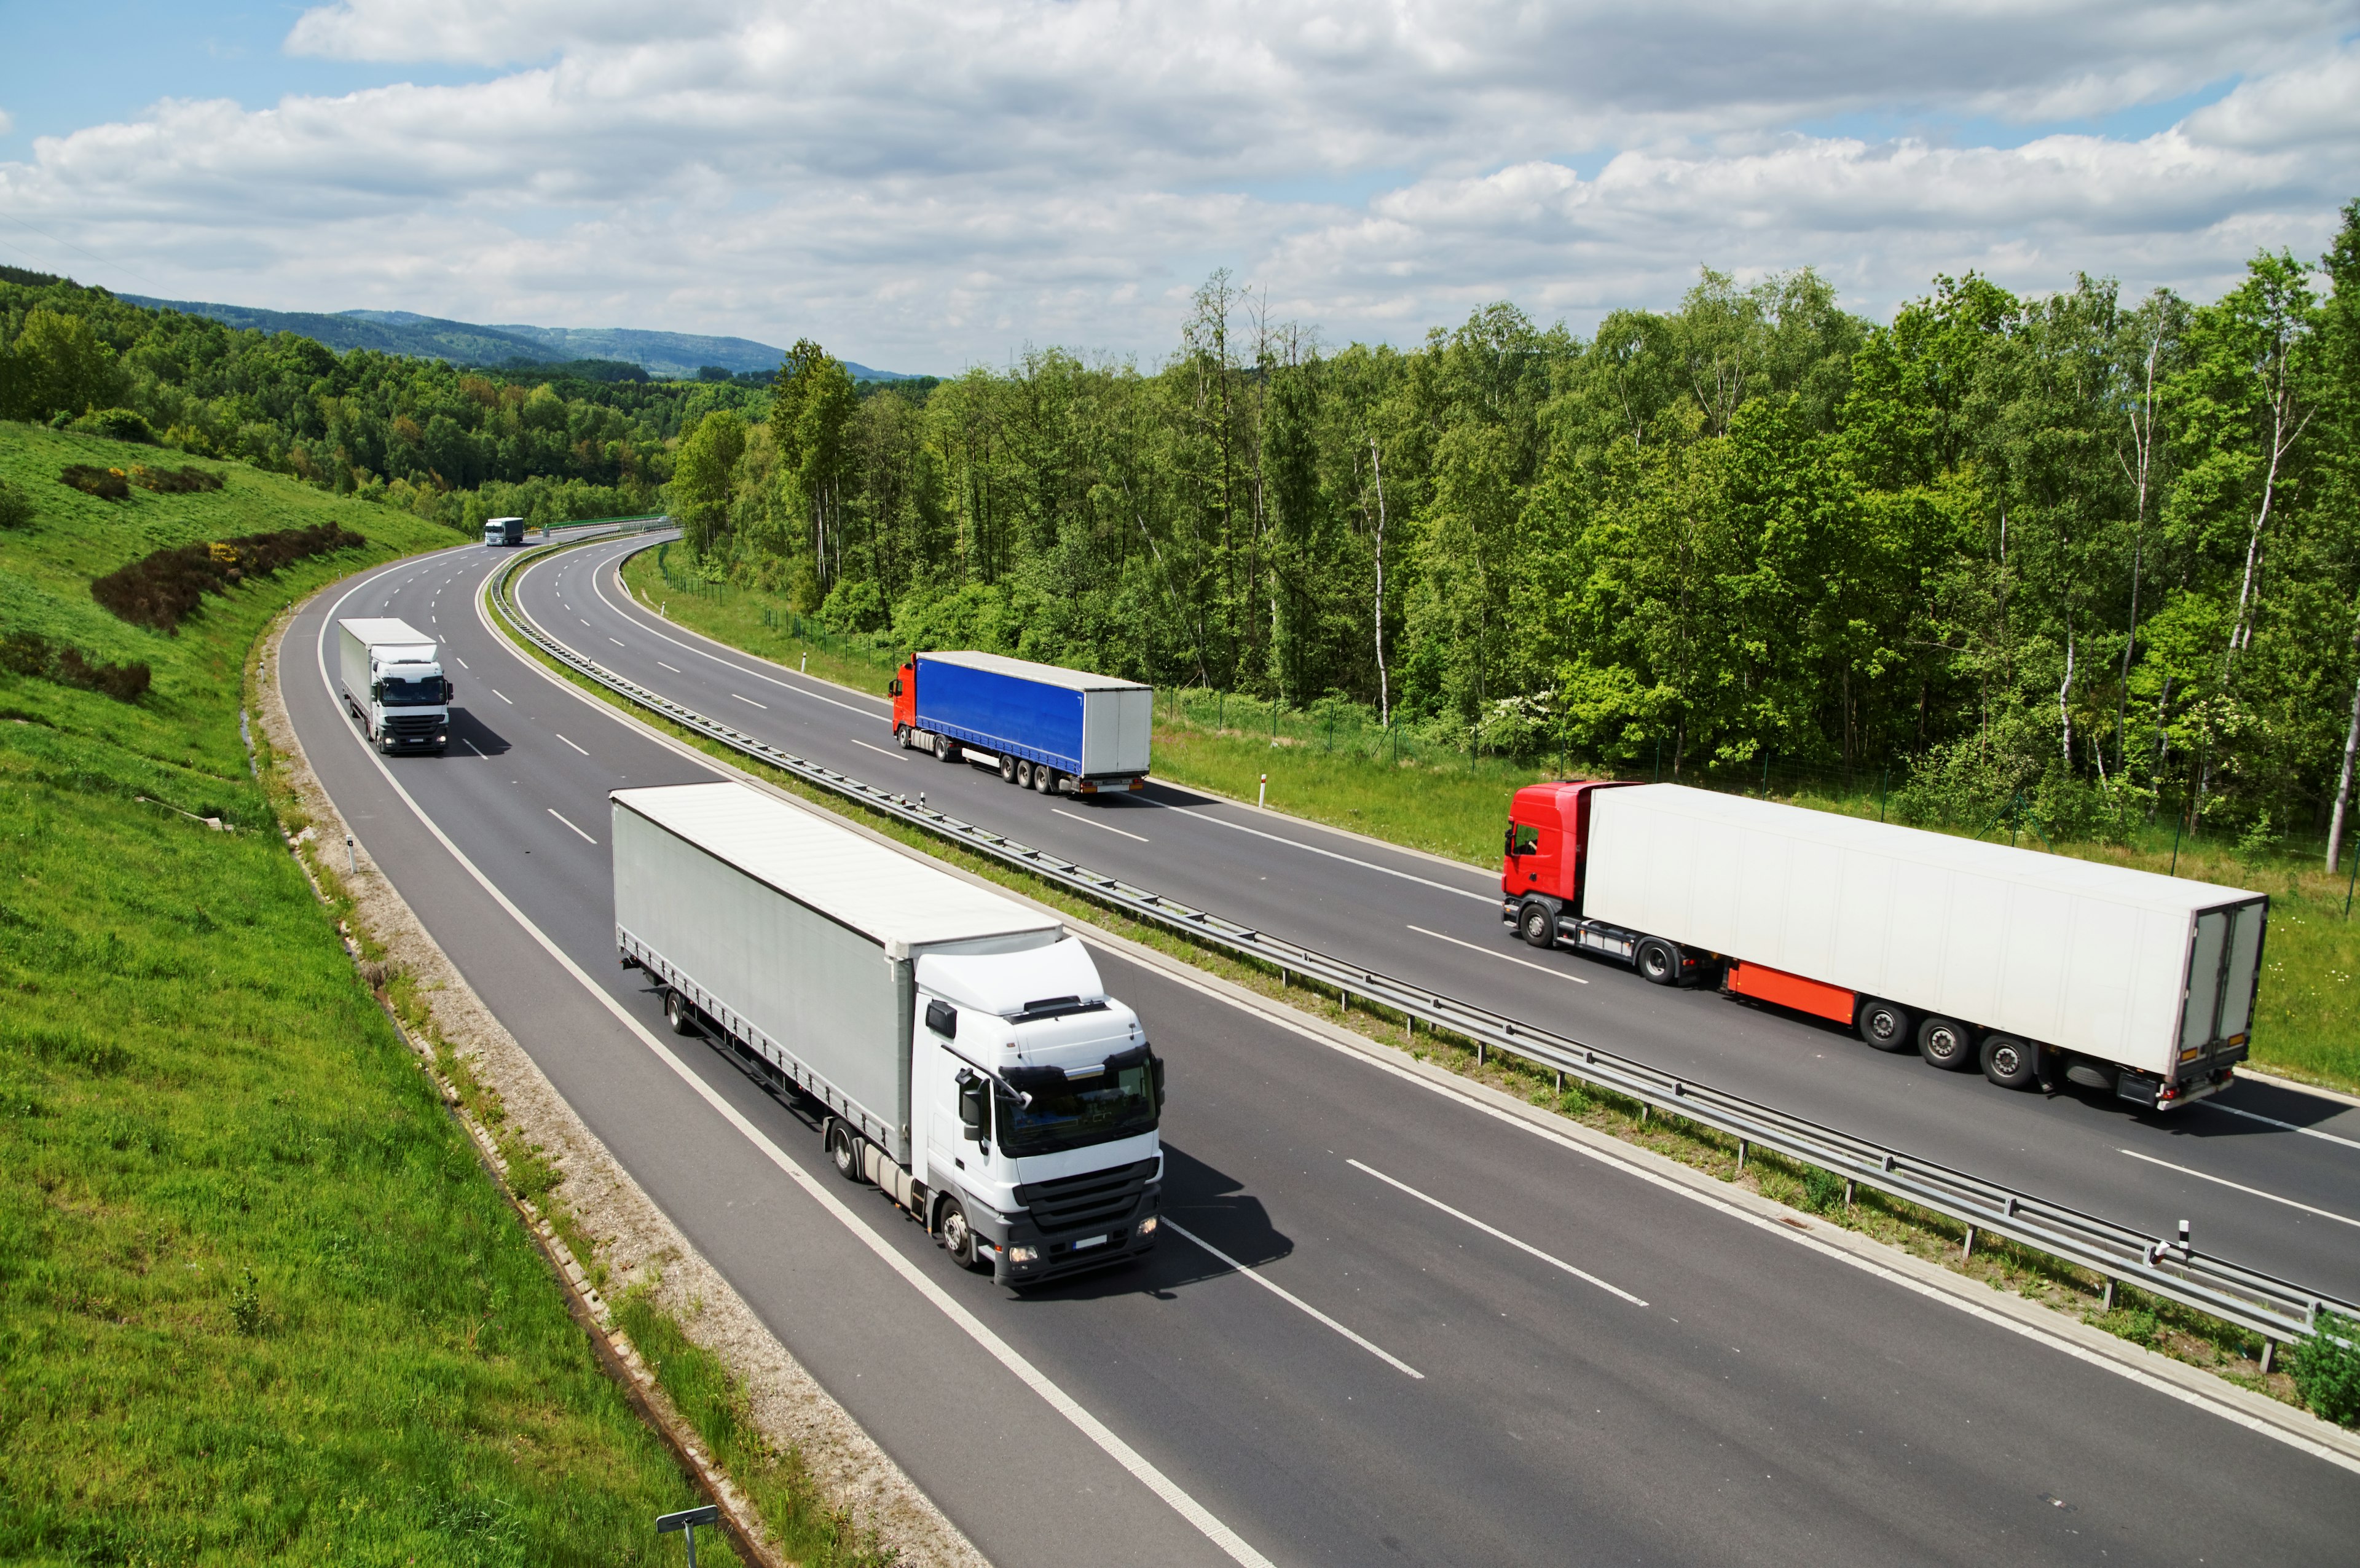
left=536, top=533, right=2360, bottom=1306
left=285, top=543, right=2359, bottom=1567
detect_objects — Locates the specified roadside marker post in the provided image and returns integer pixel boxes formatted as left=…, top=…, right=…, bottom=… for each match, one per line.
left=1258, top=772, right=1267, bottom=809
left=656, top=1504, right=721, bottom=1566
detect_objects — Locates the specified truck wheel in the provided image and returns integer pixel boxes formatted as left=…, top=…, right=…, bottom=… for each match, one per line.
left=1918, top=1016, right=1975, bottom=1070
left=1635, top=937, right=1682, bottom=986
left=1034, top=766, right=1058, bottom=794
left=938, top=1200, right=979, bottom=1269
left=999, top=755, right=1018, bottom=784
left=1015, top=759, right=1034, bottom=789
left=897, top=725, right=915, bottom=750
left=664, top=989, right=698, bottom=1036
left=1856, top=998, right=1913, bottom=1053
left=825, top=1120, right=864, bottom=1183
left=1981, top=1034, right=2038, bottom=1089
left=934, top=732, right=962, bottom=764
left=1518, top=900, right=1557, bottom=949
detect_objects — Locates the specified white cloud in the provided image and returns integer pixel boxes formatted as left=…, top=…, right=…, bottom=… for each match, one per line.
left=4, top=3, right=2358, bottom=367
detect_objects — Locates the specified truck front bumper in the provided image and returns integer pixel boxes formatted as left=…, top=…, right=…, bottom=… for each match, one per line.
left=976, top=1182, right=1162, bottom=1288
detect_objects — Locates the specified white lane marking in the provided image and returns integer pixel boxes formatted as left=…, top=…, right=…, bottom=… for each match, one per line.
left=1054, top=806, right=1149, bottom=842
left=1408, top=923, right=1590, bottom=984
left=1349, top=1159, right=1646, bottom=1304
left=2200, top=1101, right=2360, bottom=1154
left=308, top=603, right=1278, bottom=1568
left=849, top=738, right=908, bottom=761
left=1161, top=1220, right=1423, bottom=1380
left=580, top=617, right=591, bottom=627
left=547, top=807, right=597, bottom=844
left=456, top=656, right=469, bottom=670
left=492, top=688, right=513, bottom=704
left=460, top=739, right=483, bottom=756
left=2115, top=1148, right=2360, bottom=1229
left=658, top=660, right=682, bottom=672
left=609, top=637, right=626, bottom=648
left=556, top=734, right=589, bottom=757
left=581, top=547, right=879, bottom=716
left=431, top=615, right=437, bottom=624
left=1165, top=806, right=1493, bottom=902
left=730, top=692, right=768, bottom=710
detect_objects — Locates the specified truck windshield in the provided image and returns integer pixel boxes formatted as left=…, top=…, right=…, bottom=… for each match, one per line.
left=995, top=1045, right=1158, bottom=1157
left=380, top=674, right=443, bottom=707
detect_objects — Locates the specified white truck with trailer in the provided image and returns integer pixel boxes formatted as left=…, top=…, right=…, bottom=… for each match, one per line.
left=1502, top=782, right=2264, bottom=1110
left=611, top=782, right=1165, bottom=1285
left=337, top=617, right=452, bottom=756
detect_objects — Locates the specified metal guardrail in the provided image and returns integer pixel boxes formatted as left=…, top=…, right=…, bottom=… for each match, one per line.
left=492, top=537, right=2360, bottom=1354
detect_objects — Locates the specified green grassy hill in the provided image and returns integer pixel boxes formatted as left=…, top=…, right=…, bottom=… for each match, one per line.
left=0, top=424, right=725, bottom=1562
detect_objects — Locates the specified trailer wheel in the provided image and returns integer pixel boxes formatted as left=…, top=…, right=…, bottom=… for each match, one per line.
left=664, top=989, right=698, bottom=1036
left=825, top=1120, right=864, bottom=1183
left=934, top=732, right=962, bottom=764
left=1918, top=1016, right=1975, bottom=1070
left=1000, top=755, right=1018, bottom=784
left=939, top=1200, right=980, bottom=1269
left=1034, top=766, right=1058, bottom=794
left=1981, top=1034, right=2038, bottom=1089
left=1635, top=937, right=1682, bottom=986
left=1518, top=900, right=1558, bottom=949
left=1856, top=998, right=1913, bottom=1053
left=1015, top=759, right=1034, bottom=788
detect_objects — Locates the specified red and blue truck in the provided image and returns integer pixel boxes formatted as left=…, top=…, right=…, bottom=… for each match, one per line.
left=891, top=651, right=1153, bottom=796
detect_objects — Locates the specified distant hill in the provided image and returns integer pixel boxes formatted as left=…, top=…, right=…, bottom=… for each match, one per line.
left=120, top=296, right=917, bottom=383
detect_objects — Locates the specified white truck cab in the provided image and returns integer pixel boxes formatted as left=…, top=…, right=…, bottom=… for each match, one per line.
left=337, top=617, right=451, bottom=755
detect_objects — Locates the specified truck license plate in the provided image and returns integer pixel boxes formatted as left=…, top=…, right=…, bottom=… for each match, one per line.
left=1072, top=1234, right=1109, bottom=1250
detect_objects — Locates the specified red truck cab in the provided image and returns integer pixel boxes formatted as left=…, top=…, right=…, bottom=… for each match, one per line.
left=890, top=660, right=916, bottom=741
left=1501, top=780, right=1625, bottom=907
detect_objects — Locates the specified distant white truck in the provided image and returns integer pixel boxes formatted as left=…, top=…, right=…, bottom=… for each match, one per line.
left=612, top=782, right=1165, bottom=1285
left=337, top=617, right=451, bottom=756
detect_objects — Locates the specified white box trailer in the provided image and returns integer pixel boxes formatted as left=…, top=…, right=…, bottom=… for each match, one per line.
left=1503, top=783, right=2263, bottom=1109
left=612, top=782, right=1164, bottom=1284
left=336, top=617, right=450, bottom=755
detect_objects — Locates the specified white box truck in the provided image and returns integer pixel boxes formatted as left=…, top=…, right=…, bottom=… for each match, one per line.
left=612, top=782, right=1164, bottom=1285
left=1501, top=782, right=2264, bottom=1110
left=337, top=617, right=451, bottom=755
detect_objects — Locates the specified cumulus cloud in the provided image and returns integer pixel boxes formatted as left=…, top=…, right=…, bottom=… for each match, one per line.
left=5, top=2, right=2359, bottom=366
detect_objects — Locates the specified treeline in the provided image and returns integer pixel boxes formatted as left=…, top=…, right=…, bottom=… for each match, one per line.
left=0, top=267, right=765, bottom=531
left=667, top=210, right=2360, bottom=858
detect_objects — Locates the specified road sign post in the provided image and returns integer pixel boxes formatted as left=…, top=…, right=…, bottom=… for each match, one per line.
left=656, top=1503, right=722, bottom=1567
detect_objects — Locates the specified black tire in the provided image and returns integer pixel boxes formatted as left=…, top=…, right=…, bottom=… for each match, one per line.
left=1918, top=1016, right=1975, bottom=1071
left=1034, top=765, right=1058, bottom=794
left=1857, top=998, right=1913, bottom=1053
left=1981, top=1033, right=2039, bottom=1089
left=897, top=725, right=915, bottom=750
left=939, top=1199, right=979, bottom=1269
left=826, top=1120, right=863, bottom=1183
left=1518, top=900, right=1557, bottom=949
left=1635, top=936, right=1682, bottom=986
left=1015, top=759, right=1034, bottom=789
left=934, top=732, right=962, bottom=764
left=664, top=989, right=698, bottom=1037
left=1000, top=755, right=1018, bottom=784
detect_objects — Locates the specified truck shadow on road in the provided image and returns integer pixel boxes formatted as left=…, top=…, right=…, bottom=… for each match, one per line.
left=1017, top=1143, right=1294, bottom=1303
left=446, top=708, right=512, bottom=756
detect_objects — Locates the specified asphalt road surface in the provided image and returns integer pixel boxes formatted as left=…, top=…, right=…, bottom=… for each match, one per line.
left=524, top=533, right=2360, bottom=1306
left=285, top=542, right=2360, bottom=1567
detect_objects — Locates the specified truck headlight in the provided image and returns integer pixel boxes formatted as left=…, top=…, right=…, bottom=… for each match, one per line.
left=1005, top=1245, right=1039, bottom=1264
left=1135, top=1216, right=1158, bottom=1237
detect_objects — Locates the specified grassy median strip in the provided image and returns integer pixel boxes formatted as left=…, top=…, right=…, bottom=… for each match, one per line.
left=0, top=426, right=749, bottom=1564
left=512, top=549, right=2360, bottom=1430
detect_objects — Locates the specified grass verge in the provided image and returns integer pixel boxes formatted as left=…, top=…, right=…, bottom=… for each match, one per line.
left=498, top=549, right=2358, bottom=1431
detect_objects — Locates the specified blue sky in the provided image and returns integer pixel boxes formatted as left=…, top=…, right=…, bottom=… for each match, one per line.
left=3, top=2, right=2356, bottom=369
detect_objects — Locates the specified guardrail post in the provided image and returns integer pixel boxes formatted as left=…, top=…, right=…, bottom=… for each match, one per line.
left=1736, top=1139, right=1748, bottom=1173
left=2101, top=1277, right=2115, bottom=1312
left=2260, top=1339, right=2276, bottom=1374
left=1961, top=1225, right=1977, bottom=1261
left=1843, top=1178, right=1856, bottom=1207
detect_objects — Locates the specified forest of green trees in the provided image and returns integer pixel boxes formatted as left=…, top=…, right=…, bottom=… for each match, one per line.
left=6, top=202, right=2360, bottom=860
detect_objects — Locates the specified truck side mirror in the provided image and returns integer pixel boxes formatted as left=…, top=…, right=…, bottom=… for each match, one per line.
left=442, top=678, right=455, bottom=703
left=887, top=678, right=902, bottom=697
left=1151, top=1056, right=1166, bottom=1113
left=1504, top=825, right=1518, bottom=858
left=956, top=1074, right=987, bottom=1141
left=925, top=998, right=957, bottom=1038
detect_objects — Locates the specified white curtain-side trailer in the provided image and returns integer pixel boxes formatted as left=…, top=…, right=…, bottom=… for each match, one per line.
left=612, top=782, right=1164, bottom=1285
left=1502, top=782, right=2263, bottom=1109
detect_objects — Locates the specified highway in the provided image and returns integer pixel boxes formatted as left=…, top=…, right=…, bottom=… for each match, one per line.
left=527, top=532, right=2360, bottom=1306
left=287, top=541, right=2360, bottom=1567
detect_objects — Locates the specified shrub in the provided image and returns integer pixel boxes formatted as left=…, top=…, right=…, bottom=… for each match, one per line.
left=71, top=406, right=157, bottom=444
left=128, top=463, right=224, bottom=495
left=2289, top=1325, right=2360, bottom=1428
left=58, top=464, right=130, bottom=501
left=0, top=477, right=33, bottom=528
left=90, top=522, right=366, bottom=633
left=0, top=631, right=151, bottom=702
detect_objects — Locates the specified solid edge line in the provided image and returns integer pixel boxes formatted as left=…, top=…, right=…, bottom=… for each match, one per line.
left=321, top=560, right=1275, bottom=1568
left=1346, top=1159, right=1644, bottom=1306
left=2115, top=1147, right=2360, bottom=1229
left=479, top=544, right=2360, bottom=1480
left=1160, top=1221, right=1422, bottom=1379
left=1407, top=923, right=1591, bottom=984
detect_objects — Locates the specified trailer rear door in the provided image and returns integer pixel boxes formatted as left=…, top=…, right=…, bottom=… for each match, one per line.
left=2179, top=899, right=2265, bottom=1054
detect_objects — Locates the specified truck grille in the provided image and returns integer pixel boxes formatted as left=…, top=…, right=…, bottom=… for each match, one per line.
left=384, top=713, right=442, bottom=737
left=1015, top=1158, right=1157, bottom=1234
